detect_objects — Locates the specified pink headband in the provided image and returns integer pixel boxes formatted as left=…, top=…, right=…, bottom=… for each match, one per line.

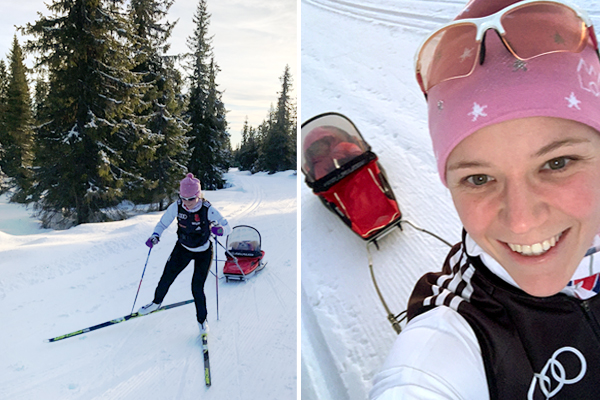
left=427, top=7, right=600, bottom=185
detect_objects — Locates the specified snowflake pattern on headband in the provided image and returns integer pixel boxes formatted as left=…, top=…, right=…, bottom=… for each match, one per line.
left=565, top=92, right=582, bottom=110
left=513, top=60, right=528, bottom=72
left=468, top=102, right=488, bottom=121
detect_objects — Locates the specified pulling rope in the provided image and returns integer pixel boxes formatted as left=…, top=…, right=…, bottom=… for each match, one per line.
left=368, top=219, right=453, bottom=334
left=367, top=242, right=403, bottom=334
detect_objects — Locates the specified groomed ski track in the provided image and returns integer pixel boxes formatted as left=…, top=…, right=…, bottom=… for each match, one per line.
left=301, top=0, right=600, bottom=399
left=0, top=169, right=296, bottom=400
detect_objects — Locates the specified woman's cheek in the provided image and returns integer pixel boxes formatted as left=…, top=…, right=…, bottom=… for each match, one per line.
left=452, top=192, right=496, bottom=236
left=548, top=172, right=600, bottom=221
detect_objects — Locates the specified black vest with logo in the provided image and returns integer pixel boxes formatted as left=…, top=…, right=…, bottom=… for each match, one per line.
left=407, top=238, right=600, bottom=399
left=176, top=199, right=211, bottom=248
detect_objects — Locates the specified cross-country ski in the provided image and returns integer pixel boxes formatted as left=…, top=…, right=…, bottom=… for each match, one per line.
left=46, top=300, right=195, bottom=343
left=0, top=170, right=296, bottom=399
left=202, top=333, right=211, bottom=386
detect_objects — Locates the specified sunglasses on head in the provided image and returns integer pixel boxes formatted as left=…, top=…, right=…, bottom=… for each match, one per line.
left=180, top=195, right=198, bottom=201
left=415, top=0, right=600, bottom=96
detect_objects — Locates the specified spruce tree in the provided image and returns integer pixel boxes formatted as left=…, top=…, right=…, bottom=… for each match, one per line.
left=236, top=117, right=261, bottom=173
left=32, top=73, right=50, bottom=124
left=23, top=0, right=141, bottom=227
left=2, top=36, right=35, bottom=202
left=260, top=65, right=296, bottom=173
left=127, top=0, right=189, bottom=209
left=185, top=0, right=229, bottom=190
left=0, top=60, right=8, bottom=189
left=0, top=60, right=7, bottom=131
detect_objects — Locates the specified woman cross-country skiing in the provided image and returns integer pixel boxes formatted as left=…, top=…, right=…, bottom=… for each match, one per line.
left=371, top=0, right=600, bottom=398
left=138, top=173, right=231, bottom=334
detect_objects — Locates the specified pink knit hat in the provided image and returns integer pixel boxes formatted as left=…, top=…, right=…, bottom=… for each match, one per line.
left=180, top=173, right=201, bottom=198
left=426, top=0, right=600, bottom=185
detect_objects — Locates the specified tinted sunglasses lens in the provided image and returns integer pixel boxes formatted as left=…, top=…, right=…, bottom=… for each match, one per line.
left=418, top=24, right=478, bottom=92
left=501, top=3, right=588, bottom=59
left=181, top=195, right=196, bottom=201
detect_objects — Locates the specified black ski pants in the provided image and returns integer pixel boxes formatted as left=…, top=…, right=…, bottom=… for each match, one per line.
left=153, top=241, right=213, bottom=323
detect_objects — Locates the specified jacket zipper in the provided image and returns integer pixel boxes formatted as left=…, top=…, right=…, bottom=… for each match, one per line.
left=581, top=300, right=600, bottom=343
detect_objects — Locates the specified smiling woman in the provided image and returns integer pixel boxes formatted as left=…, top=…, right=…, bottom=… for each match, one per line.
left=370, top=0, right=600, bottom=399
left=446, top=117, right=600, bottom=297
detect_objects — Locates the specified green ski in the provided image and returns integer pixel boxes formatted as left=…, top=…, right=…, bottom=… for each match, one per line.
left=202, top=332, right=211, bottom=386
left=46, top=299, right=194, bottom=343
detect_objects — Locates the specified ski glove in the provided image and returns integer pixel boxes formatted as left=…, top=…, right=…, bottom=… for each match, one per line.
left=145, top=233, right=160, bottom=248
left=211, top=226, right=224, bottom=236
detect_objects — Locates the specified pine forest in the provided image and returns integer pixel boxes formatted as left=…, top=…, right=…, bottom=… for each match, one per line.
left=0, top=0, right=296, bottom=228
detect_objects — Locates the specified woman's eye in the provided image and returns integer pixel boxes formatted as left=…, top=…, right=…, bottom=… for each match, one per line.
left=466, top=174, right=490, bottom=186
left=543, top=157, right=571, bottom=171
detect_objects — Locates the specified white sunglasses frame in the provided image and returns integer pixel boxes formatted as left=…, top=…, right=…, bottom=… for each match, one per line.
left=415, top=0, right=599, bottom=95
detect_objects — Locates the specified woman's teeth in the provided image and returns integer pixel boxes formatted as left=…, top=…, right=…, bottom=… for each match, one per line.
left=507, top=233, right=563, bottom=256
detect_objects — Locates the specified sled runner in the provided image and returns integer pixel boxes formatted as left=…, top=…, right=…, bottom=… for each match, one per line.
left=223, top=225, right=266, bottom=281
left=301, top=112, right=402, bottom=244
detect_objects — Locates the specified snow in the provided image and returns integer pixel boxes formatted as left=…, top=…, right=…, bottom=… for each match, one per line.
left=0, top=169, right=296, bottom=399
left=300, top=0, right=600, bottom=399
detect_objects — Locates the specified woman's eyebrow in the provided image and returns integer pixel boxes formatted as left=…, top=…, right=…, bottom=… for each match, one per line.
left=447, top=160, right=491, bottom=171
left=535, top=138, right=590, bottom=158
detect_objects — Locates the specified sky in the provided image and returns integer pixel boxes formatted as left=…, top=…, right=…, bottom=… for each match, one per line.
left=0, top=0, right=298, bottom=148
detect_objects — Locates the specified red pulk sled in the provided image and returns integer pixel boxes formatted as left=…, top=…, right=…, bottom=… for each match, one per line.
left=303, top=113, right=453, bottom=334
left=301, top=112, right=402, bottom=245
left=223, top=225, right=266, bottom=282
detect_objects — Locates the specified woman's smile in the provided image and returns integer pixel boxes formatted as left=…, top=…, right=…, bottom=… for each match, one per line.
left=505, top=230, right=564, bottom=257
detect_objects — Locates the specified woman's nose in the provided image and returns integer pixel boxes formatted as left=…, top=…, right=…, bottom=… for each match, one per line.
left=498, top=179, right=549, bottom=234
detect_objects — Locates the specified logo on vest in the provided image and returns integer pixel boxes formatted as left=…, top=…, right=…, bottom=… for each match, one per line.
left=178, top=213, right=188, bottom=220
left=527, top=346, right=587, bottom=400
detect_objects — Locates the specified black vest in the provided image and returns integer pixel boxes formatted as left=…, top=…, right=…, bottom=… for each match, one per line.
left=176, top=199, right=211, bottom=248
left=408, top=238, right=600, bottom=399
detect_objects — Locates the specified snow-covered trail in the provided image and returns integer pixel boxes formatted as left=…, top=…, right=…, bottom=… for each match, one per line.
left=300, top=0, right=600, bottom=399
left=0, top=169, right=297, bottom=400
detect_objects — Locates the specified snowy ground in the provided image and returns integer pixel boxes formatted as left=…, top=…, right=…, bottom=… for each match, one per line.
left=0, top=169, right=297, bottom=400
left=300, top=0, right=600, bottom=399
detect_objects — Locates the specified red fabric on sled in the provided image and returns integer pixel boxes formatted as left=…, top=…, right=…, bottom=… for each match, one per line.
left=223, top=251, right=265, bottom=275
left=318, top=159, right=401, bottom=239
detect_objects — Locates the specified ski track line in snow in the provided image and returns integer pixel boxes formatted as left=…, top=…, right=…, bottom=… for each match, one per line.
left=173, top=335, right=205, bottom=399
left=160, top=335, right=203, bottom=400
left=303, top=0, right=451, bottom=29
left=86, top=311, right=198, bottom=399
left=262, top=254, right=295, bottom=313
left=301, top=287, right=351, bottom=400
left=226, top=173, right=263, bottom=221
left=233, top=319, right=244, bottom=400
left=89, top=365, right=162, bottom=400
left=0, top=353, right=93, bottom=399
left=252, top=277, right=261, bottom=321
left=1, top=230, right=143, bottom=299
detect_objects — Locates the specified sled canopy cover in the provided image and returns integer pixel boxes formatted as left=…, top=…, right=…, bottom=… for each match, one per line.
left=302, top=113, right=370, bottom=183
left=227, top=225, right=262, bottom=258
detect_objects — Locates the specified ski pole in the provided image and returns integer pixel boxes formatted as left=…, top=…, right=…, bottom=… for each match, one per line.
left=130, top=247, right=152, bottom=315
left=214, top=238, right=220, bottom=321
left=214, top=238, right=246, bottom=278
